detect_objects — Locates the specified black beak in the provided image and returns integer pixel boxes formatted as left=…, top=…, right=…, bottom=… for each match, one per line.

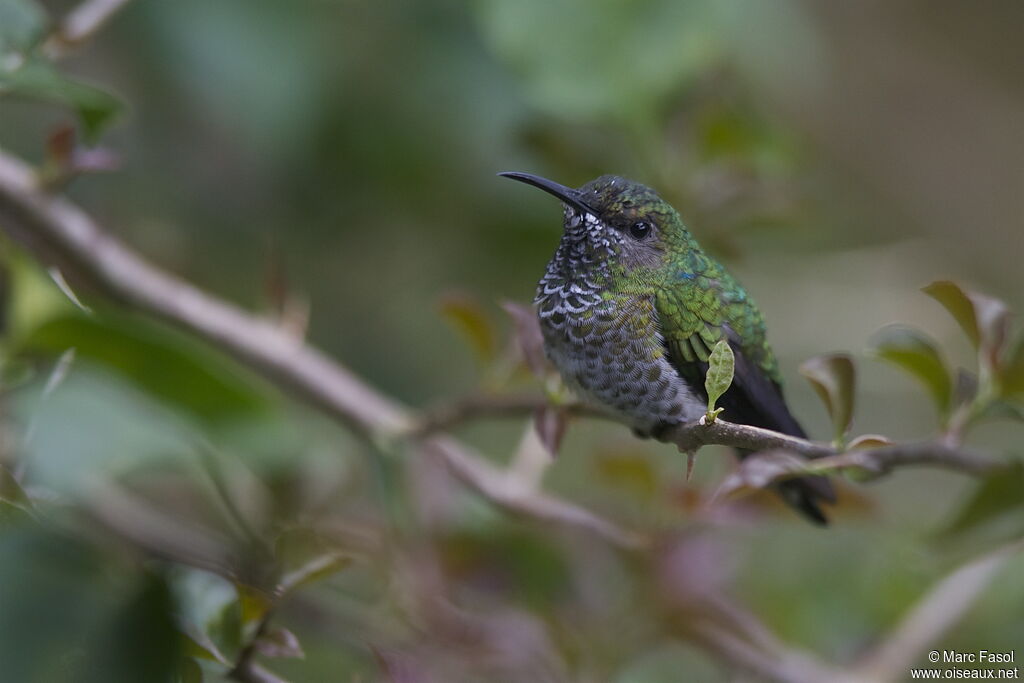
left=498, top=171, right=597, bottom=216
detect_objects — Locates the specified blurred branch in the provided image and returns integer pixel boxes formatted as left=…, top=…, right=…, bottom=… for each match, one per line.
left=855, top=539, right=1024, bottom=683
left=687, top=621, right=841, bottom=683
left=229, top=614, right=289, bottom=683
left=43, top=0, right=134, bottom=59
left=0, top=150, right=640, bottom=550
left=423, top=436, right=645, bottom=549
left=414, top=392, right=613, bottom=435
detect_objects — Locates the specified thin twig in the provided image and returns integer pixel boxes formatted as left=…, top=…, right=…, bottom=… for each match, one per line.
left=229, top=613, right=288, bottom=683
left=422, top=436, right=647, bottom=549
left=418, top=391, right=1002, bottom=478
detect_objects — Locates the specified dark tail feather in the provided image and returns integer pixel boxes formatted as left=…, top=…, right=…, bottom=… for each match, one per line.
left=737, top=448, right=837, bottom=525
left=775, top=472, right=836, bottom=526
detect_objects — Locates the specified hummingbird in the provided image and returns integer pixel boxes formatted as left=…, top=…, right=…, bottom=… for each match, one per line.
left=500, top=171, right=835, bottom=524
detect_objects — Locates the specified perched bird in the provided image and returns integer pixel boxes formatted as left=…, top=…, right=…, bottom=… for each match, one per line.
left=500, top=171, right=835, bottom=524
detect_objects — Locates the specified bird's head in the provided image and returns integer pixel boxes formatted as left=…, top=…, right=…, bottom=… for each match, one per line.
left=500, top=172, right=693, bottom=281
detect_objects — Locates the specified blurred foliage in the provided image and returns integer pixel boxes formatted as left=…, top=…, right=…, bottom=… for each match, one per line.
left=2, top=0, right=1024, bottom=681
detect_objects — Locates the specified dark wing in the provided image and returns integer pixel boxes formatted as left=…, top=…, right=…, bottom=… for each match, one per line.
left=655, top=293, right=836, bottom=525
left=667, top=327, right=806, bottom=438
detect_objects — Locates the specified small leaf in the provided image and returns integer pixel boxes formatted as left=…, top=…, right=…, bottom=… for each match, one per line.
left=847, top=434, right=892, bottom=450
left=439, top=293, right=496, bottom=363
left=0, top=60, right=123, bottom=141
left=254, top=627, right=304, bottom=659
left=938, top=461, right=1024, bottom=538
left=869, top=324, right=952, bottom=416
left=799, top=353, right=856, bottom=441
left=501, top=300, right=547, bottom=379
left=278, top=553, right=351, bottom=596
left=704, top=339, right=734, bottom=414
left=923, top=280, right=1011, bottom=372
left=234, top=584, right=273, bottom=630
left=532, top=405, right=567, bottom=458
left=924, top=281, right=981, bottom=346
left=182, top=632, right=229, bottom=665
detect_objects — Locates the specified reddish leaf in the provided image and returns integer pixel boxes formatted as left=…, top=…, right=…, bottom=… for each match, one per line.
left=799, top=354, right=856, bottom=441
left=502, top=300, right=547, bottom=378
left=532, top=406, right=567, bottom=457
left=924, top=280, right=1011, bottom=371
left=46, top=124, right=75, bottom=166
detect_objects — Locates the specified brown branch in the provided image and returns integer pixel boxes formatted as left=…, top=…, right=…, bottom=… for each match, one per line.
left=414, top=391, right=1003, bottom=478
left=808, top=441, right=1001, bottom=477
left=0, top=151, right=639, bottom=549
left=687, top=621, right=842, bottom=683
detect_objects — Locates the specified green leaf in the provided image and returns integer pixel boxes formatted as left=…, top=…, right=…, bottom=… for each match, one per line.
left=180, top=656, right=205, bottom=683
left=704, top=339, right=734, bottom=417
left=869, top=324, right=952, bottom=417
left=21, top=311, right=273, bottom=425
left=235, top=583, right=273, bottom=630
left=0, top=0, right=47, bottom=54
left=0, top=524, right=181, bottom=683
left=799, top=353, right=856, bottom=442
left=182, top=632, right=229, bottom=665
left=0, top=59, right=123, bottom=141
left=1001, top=338, right=1024, bottom=398
left=923, top=280, right=1011, bottom=372
left=439, top=293, right=496, bottom=363
left=939, top=461, right=1024, bottom=538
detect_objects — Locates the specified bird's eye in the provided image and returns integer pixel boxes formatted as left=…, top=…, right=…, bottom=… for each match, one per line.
left=629, top=221, right=652, bottom=239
